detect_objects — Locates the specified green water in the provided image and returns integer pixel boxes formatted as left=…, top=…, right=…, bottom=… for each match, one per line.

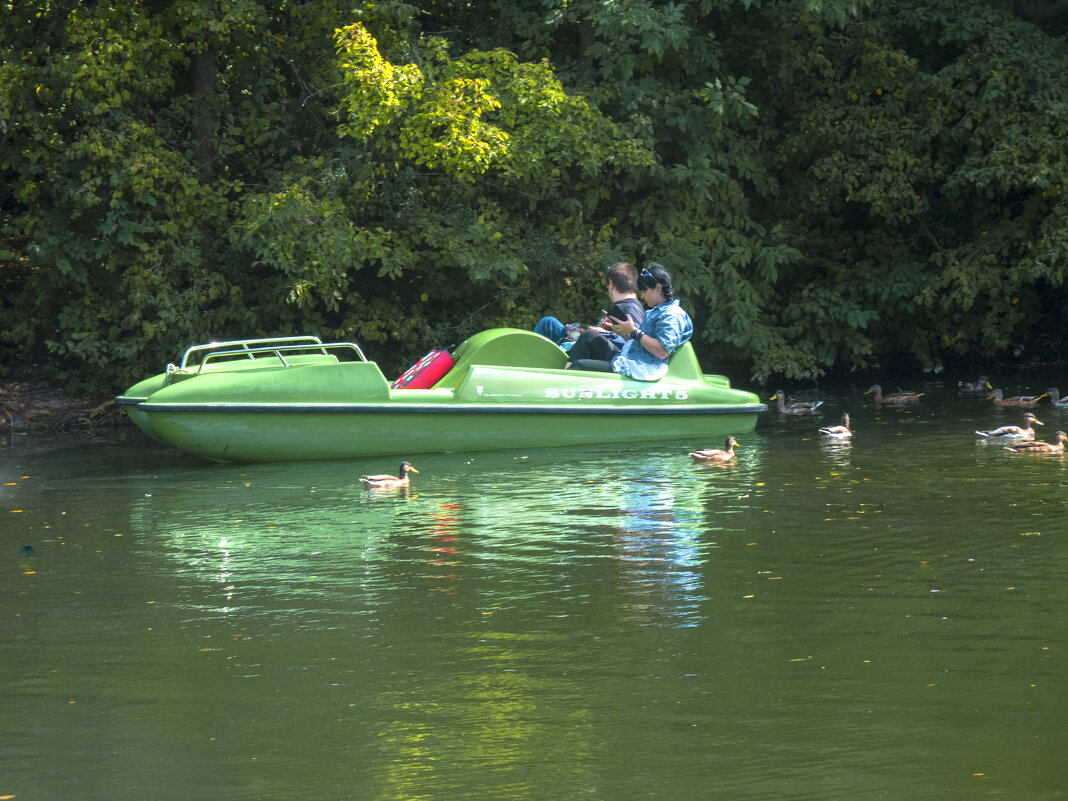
left=2, top=376, right=1067, bottom=800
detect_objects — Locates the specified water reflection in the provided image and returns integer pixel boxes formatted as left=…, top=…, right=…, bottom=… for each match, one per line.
left=424, top=499, right=463, bottom=579
left=612, top=483, right=703, bottom=627
left=818, top=436, right=853, bottom=470
left=4, top=389, right=1068, bottom=801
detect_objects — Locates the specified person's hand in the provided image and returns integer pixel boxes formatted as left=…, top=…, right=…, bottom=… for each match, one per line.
left=608, top=314, right=636, bottom=336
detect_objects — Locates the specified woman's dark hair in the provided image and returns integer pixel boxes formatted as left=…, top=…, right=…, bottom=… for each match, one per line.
left=638, top=262, right=675, bottom=301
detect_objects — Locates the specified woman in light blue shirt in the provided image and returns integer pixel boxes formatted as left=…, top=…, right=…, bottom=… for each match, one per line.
left=567, top=262, right=693, bottom=381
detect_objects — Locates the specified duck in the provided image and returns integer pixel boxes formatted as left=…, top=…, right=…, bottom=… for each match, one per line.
left=359, top=461, right=419, bottom=488
left=770, top=390, right=823, bottom=414
left=1005, top=430, right=1068, bottom=454
left=1046, top=388, right=1068, bottom=407
left=689, top=435, right=738, bottom=463
left=819, top=413, right=853, bottom=438
left=959, top=376, right=990, bottom=393
left=976, top=412, right=1043, bottom=439
left=986, top=388, right=1046, bottom=407
left=864, top=385, right=924, bottom=403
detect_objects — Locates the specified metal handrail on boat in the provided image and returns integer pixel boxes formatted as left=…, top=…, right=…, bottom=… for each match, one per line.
left=179, top=336, right=328, bottom=369
left=196, top=342, right=368, bottom=373
left=161, top=337, right=369, bottom=385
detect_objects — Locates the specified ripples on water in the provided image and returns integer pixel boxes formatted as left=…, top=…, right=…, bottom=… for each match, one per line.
left=2, top=378, right=1067, bottom=800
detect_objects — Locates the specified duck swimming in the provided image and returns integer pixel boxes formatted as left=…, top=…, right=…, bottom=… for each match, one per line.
left=976, top=412, right=1043, bottom=439
left=959, top=376, right=990, bottom=394
left=770, top=391, right=823, bottom=414
left=987, top=389, right=1046, bottom=407
left=864, top=385, right=924, bottom=403
left=1046, top=388, right=1068, bottom=407
left=1005, top=430, right=1068, bottom=454
left=359, top=461, right=419, bottom=488
left=690, top=435, right=738, bottom=463
left=819, top=413, right=853, bottom=438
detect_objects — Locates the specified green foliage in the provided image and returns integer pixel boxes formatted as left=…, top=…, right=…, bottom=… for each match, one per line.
left=746, top=0, right=1068, bottom=374
left=2, top=0, right=1067, bottom=393
left=334, top=21, right=653, bottom=196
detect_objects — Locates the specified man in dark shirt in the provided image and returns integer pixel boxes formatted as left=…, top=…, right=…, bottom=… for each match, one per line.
left=559, top=262, right=646, bottom=365
left=534, top=262, right=645, bottom=351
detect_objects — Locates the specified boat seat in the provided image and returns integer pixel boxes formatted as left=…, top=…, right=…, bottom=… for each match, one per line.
left=664, top=342, right=703, bottom=382
left=439, top=329, right=705, bottom=385
left=568, top=341, right=704, bottom=380
left=437, top=328, right=568, bottom=386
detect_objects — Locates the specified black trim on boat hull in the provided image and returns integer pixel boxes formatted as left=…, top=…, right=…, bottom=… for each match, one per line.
left=130, top=402, right=767, bottom=416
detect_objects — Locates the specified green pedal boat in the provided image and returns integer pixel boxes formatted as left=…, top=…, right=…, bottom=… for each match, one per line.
left=116, top=328, right=766, bottom=462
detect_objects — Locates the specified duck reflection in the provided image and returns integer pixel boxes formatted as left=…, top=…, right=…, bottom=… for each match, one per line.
left=818, top=436, right=853, bottom=470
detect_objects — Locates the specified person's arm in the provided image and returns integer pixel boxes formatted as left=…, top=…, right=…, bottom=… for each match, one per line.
left=633, top=329, right=669, bottom=359
left=609, top=315, right=669, bottom=359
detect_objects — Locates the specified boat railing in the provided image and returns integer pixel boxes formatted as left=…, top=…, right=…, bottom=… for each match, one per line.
left=178, top=336, right=333, bottom=369
left=164, top=337, right=369, bottom=384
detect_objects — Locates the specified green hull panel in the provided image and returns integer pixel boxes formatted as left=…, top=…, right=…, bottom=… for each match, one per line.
left=117, top=329, right=766, bottom=462
left=125, top=407, right=761, bottom=462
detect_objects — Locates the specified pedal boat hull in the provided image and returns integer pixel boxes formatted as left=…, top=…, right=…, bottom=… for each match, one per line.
left=116, top=329, right=766, bottom=462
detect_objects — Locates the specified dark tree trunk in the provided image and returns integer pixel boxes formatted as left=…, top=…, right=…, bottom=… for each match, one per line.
left=189, top=48, right=217, bottom=175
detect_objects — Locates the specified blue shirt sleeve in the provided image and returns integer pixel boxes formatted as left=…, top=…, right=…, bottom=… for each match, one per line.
left=611, top=300, right=693, bottom=381
left=650, top=304, right=693, bottom=354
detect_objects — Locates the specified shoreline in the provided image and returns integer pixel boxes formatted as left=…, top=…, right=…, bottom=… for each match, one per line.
left=0, top=380, right=126, bottom=433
